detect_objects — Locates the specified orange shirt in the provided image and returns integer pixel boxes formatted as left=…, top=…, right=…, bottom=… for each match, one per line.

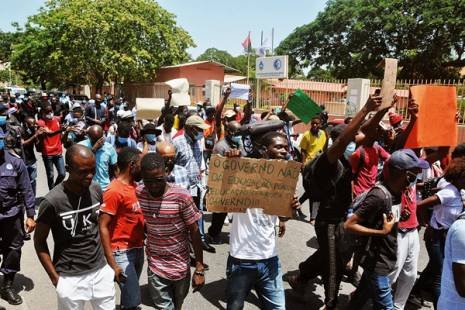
left=204, top=119, right=224, bottom=140
left=101, top=179, right=145, bottom=251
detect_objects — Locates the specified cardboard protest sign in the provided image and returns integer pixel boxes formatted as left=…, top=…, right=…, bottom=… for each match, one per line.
left=379, top=58, right=398, bottom=109
left=206, top=155, right=301, bottom=217
left=287, top=89, right=322, bottom=124
left=165, top=78, right=190, bottom=106
left=405, top=85, right=457, bottom=148
left=135, top=98, right=165, bottom=120
left=230, top=83, right=250, bottom=100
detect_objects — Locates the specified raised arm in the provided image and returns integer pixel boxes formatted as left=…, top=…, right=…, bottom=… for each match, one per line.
left=326, top=96, right=382, bottom=164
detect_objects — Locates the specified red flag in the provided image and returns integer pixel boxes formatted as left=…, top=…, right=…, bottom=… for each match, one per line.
left=241, top=32, right=252, bottom=53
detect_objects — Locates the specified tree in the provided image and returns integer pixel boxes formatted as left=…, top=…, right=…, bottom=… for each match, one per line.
left=196, top=48, right=237, bottom=68
left=0, top=31, right=21, bottom=64
left=196, top=47, right=258, bottom=78
left=11, top=0, right=195, bottom=90
left=277, top=0, right=465, bottom=79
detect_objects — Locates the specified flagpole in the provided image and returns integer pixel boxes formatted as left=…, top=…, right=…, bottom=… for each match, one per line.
left=246, top=52, right=250, bottom=85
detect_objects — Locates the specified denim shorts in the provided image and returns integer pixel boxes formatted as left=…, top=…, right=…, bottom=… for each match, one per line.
left=113, top=247, right=144, bottom=309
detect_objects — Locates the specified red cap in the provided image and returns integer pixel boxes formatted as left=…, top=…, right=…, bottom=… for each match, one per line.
left=389, top=112, right=403, bottom=126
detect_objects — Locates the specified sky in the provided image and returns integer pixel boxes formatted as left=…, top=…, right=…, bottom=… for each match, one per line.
left=1, top=0, right=328, bottom=58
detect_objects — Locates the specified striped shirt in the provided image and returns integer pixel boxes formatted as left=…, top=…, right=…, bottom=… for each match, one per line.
left=137, top=183, right=201, bottom=281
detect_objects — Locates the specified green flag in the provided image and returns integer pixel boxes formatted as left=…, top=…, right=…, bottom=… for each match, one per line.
left=287, top=89, right=322, bottom=124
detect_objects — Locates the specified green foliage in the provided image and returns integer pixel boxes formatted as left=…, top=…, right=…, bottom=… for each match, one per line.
left=0, top=31, right=22, bottom=63
left=11, top=0, right=195, bottom=89
left=277, top=0, right=465, bottom=79
left=196, top=48, right=258, bottom=78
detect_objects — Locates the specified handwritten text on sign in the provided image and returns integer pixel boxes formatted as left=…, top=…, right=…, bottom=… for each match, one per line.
left=206, top=155, right=301, bottom=217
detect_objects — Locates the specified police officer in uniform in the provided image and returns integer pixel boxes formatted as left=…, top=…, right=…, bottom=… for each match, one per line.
left=0, top=128, right=36, bottom=306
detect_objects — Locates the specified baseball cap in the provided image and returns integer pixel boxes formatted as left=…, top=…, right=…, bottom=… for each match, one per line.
left=72, top=102, right=82, bottom=110
left=185, top=115, right=210, bottom=130
left=388, top=149, right=429, bottom=171
left=119, top=110, right=133, bottom=119
left=0, top=104, right=8, bottom=113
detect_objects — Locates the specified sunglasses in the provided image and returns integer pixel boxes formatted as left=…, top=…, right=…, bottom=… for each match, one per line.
left=143, top=176, right=166, bottom=184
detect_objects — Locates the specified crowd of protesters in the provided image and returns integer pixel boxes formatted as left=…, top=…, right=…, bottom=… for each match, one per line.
left=0, top=87, right=464, bottom=310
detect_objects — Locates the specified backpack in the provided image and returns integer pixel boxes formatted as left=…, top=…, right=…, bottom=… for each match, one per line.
left=343, top=183, right=393, bottom=264
left=301, top=153, right=344, bottom=203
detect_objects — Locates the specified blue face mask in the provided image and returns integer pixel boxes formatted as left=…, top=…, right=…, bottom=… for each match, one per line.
left=0, top=116, right=6, bottom=126
left=117, top=137, right=128, bottom=145
left=194, top=131, right=204, bottom=141
left=0, top=139, right=4, bottom=150
left=145, top=134, right=156, bottom=143
left=230, top=135, right=242, bottom=145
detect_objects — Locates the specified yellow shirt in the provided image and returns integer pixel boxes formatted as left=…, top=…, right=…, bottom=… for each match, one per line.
left=299, top=129, right=326, bottom=163
left=173, top=115, right=180, bottom=130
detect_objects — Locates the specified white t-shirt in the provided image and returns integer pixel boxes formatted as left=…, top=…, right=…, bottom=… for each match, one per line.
left=438, top=212, right=465, bottom=309
left=431, top=182, right=463, bottom=230
left=229, top=208, right=278, bottom=260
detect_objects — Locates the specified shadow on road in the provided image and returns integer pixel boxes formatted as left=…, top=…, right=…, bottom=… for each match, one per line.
left=0, top=273, right=35, bottom=293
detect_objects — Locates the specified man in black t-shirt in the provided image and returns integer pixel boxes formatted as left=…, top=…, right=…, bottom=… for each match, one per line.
left=345, top=149, right=428, bottom=309
left=34, top=144, right=115, bottom=310
left=288, top=95, right=383, bottom=309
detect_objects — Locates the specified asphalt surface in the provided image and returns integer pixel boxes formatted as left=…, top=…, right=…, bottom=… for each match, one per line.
left=0, top=154, right=432, bottom=310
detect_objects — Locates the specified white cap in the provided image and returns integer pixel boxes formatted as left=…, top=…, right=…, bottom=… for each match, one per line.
left=72, top=102, right=82, bottom=110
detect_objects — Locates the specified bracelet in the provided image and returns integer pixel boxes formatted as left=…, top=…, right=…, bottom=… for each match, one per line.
left=194, top=271, right=205, bottom=276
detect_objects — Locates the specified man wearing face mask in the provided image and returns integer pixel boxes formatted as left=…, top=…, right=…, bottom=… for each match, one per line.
left=207, top=121, right=246, bottom=244
left=172, top=115, right=216, bottom=253
left=79, top=125, right=118, bottom=191
left=100, top=147, right=145, bottom=310
left=0, top=129, right=36, bottom=306
left=85, top=94, right=107, bottom=127
left=37, top=104, right=66, bottom=190
left=106, top=122, right=137, bottom=152
left=137, top=123, right=160, bottom=154
left=345, top=150, right=428, bottom=309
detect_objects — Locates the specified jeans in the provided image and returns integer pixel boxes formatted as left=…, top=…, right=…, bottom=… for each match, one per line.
left=26, top=162, right=37, bottom=196
left=226, top=255, right=285, bottom=310
left=114, top=248, right=144, bottom=309
left=348, top=270, right=394, bottom=310
left=429, top=228, right=447, bottom=308
left=42, top=154, right=66, bottom=190
left=147, top=268, right=190, bottom=310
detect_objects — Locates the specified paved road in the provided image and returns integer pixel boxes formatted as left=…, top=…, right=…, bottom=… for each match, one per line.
left=0, top=154, right=431, bottom=309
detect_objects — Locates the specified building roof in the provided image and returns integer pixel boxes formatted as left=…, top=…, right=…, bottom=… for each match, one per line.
left=161, top=60, right=240, bottom=73
left=270, top=78, right=409, bottom=98
left=224, top=75, right=247, bottom=83
left=270, top=79, right=346, bottom=93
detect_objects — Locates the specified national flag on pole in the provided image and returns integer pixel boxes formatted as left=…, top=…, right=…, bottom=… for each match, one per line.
left=242, top=32, right=252, bottom=53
